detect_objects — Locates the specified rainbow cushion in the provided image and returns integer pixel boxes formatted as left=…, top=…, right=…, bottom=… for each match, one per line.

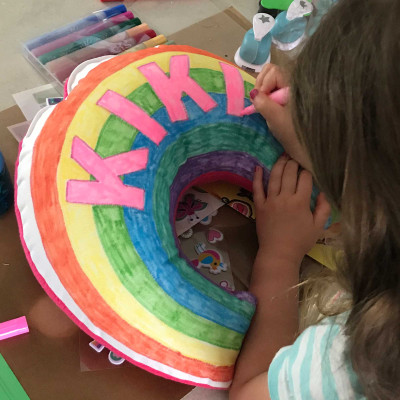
left=15, top=46, right=297, bottom=388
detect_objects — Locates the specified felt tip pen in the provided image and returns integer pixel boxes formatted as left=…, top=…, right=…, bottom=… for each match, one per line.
left=0, top=316, right=29, bottom=341
left=39, top=17, right=141, bottom=65
left=119, top=34, right=167, bottom=54
left=154, top=40, right=175, bottom=50
left=47, top=28, right=156, bottom=82
left=240, top=87, right=289, bottom=116
left=31, top=11, right=135, bottom=57
left=26, top=5, right=127, bottom=50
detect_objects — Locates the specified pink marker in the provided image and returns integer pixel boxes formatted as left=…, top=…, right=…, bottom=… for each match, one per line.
left=240, top=87, right=290, bottom=116
left=0, top=316, right=29, bottom=341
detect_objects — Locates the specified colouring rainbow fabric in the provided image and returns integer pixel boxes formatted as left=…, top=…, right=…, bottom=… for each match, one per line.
left=15, top=46, right=293, bottom=388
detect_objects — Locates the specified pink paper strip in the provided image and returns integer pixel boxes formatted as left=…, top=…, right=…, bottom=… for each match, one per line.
left=0, top=316, right=29, bottom=340
left=220, top=62, right=245, bottom=116
left=67, top=136, right=148, bottom=209
left=138, top=55, right=218, bottom=122
left=97, top=90, right=167, bottom=145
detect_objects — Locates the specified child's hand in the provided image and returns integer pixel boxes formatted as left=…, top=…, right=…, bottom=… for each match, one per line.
left=252, top=64, right=311, bottom=170
left=253, top=156, right=331, bottom=264
left=253, top=64, right=294, bottom=141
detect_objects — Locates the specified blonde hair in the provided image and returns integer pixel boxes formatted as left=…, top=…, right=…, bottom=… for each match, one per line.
left=291, top=0, right=400, bottom=398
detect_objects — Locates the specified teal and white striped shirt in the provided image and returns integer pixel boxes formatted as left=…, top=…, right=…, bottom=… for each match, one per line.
left=268, top=313, right=366, bottom=399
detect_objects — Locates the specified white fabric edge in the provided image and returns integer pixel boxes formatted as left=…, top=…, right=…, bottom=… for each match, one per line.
left=67, top=55, right=115, bottom=95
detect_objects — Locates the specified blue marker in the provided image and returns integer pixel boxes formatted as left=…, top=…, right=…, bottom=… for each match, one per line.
left=25, top=5, right=127, bottom=50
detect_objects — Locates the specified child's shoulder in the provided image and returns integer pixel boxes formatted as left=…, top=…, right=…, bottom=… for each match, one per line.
left=268, top=312, right=366, bottom=400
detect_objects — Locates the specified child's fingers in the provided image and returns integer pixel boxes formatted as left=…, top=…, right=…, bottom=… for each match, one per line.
left=296, top=169, right=313, bottom=201
left=267, top=155, right=289, bottom=196
left=260, top=66, right=288, bottom=95
left=280, top=159, right=299, bottom=194
left=255, top=63, right=274, bottom=89
left=313, top=193, right=331, bottom=229
left=253, top=166, right=266, bottom=206
left=252, top=93, right=288, bottom=131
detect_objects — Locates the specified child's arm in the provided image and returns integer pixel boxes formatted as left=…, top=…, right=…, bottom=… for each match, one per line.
left=230, top=156, right=330, bottom=400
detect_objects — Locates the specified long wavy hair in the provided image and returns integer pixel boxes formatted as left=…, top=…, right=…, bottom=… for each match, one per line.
left=291, top=0, right=400, bottom=398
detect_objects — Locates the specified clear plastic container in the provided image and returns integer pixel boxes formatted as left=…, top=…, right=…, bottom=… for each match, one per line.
left=22, top=5, right=156, bottom=89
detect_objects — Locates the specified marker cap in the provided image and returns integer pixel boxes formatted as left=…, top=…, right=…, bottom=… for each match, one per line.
left=102, top=5, right=127, bottom=19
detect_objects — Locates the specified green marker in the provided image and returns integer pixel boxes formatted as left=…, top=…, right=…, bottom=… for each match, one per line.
left=260, top=0, right=293, bottom=10
left=0, top=354, right=30, bottom=400
left=259, top=0, right=293, bottom=17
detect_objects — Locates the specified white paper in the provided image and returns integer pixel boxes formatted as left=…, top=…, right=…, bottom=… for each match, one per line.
left=12, top=84, right=62, bottom=121
left=7, top=120, right=31, bottom=142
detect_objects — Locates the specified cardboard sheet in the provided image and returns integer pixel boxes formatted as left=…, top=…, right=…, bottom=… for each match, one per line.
left=170, top=7, right=252, bottom=63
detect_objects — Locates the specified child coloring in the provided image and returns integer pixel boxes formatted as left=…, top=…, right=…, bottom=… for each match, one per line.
left=230, top=0, right=400, bottom=399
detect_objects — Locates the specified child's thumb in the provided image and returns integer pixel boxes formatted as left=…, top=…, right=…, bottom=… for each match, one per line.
left=313, top=193, right=332, bottom=230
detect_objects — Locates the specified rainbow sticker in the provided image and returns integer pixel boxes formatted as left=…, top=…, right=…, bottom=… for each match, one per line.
left=15, top=46, right=286, bottom=388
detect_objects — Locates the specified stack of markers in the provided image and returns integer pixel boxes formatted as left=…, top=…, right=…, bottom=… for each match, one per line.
left=23, top=5, right=171, bottom=85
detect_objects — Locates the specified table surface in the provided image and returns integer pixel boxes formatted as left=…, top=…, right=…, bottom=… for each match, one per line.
left=0, top=0, right=257, bottom=111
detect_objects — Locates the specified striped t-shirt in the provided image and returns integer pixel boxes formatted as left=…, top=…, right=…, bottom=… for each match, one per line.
left=268, top=313, right=366, bottom=399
